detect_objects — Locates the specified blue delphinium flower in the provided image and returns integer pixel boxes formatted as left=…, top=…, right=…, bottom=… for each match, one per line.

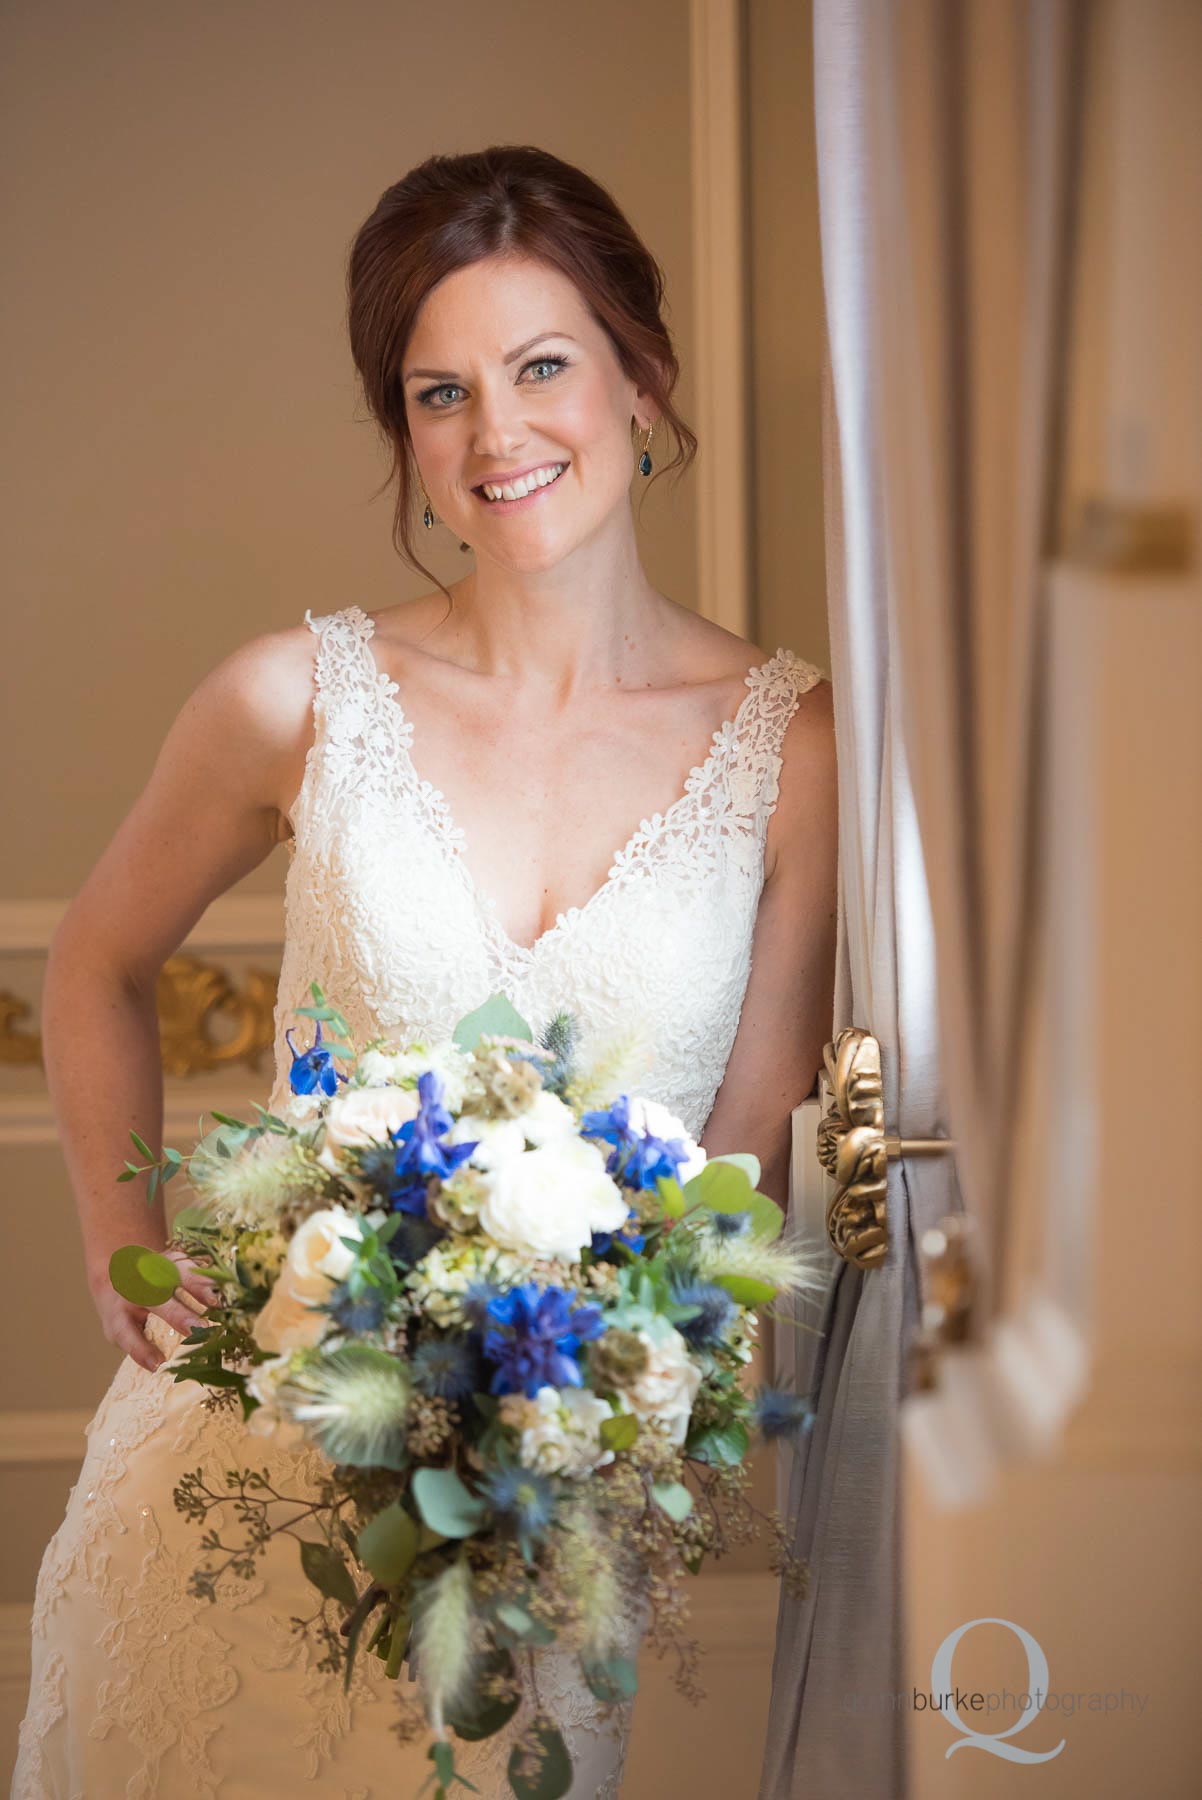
left=590, top=1207, right=647, bottom=1257
left=482, top=1463, right=557, bottom=1561
left=668, top=1277, right=738, bottom=1350
left=410, top=1336, right=485, bottom=1403
left=581, top=1093, right=692, bottom=1191
left=483, top=1281, right=606, bottom=1399
left=285, top=1018, right=347, bottom=1098
left=387, top=1070, right=478, bottom=1218
left=751, top=1386, right=816, bottom=1440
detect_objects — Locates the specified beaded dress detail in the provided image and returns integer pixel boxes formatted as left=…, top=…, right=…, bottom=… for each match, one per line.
left=13, top=605, right=822, bottom=1798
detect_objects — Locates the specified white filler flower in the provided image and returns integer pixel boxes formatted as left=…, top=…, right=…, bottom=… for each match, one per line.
left=499, top=1384, right=616, bottom=1477
left=614, top=1322, right=703, bottom=1447
left=479, top=1135, right=628, bottom=1262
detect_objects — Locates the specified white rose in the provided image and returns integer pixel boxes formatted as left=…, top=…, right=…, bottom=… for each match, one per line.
left=520, top=1090, right=579, bottom=1147
left=251, top=1206, right=364, bottom=1353
left=623, top=1096, right=707, bottom=1185
left=615, top=1324, right=702, bottom=1447
left=479, top=1136, right=628, bottom=1262
left=447, top=1113, right=527, bottom=1171
left=499, top=1384, right=615, bottom=1477
left=317, top=1087, right=421, bottom=1172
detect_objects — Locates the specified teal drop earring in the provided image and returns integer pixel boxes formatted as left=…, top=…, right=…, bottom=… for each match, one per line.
left=421, top=486, right=435, bottom=529
left=638, top=420, right=655, bottom=476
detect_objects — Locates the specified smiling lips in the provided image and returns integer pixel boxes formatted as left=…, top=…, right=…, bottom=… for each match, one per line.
left=473, top=462, right=569, bottom=509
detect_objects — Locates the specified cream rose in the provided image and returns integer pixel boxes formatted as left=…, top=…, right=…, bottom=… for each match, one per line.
left=519, top=1089, right=579, bottom=1147
left=251, top=1205, right=364, bottom=1353
left=447, top=1112, right=527, bottom=1171
left=614, top=1323, right=702, bottom=1447
left=478, top=1134, right=628, bottom=1262
left=317, top=1086, right=422, bottom=1173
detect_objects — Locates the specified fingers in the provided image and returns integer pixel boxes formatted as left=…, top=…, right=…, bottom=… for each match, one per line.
left=155, top=1298, right=208, bottom=1339
left=115, top=1318, right=164, bottom=1373
left=168, top=1253, right=222, bottom=1311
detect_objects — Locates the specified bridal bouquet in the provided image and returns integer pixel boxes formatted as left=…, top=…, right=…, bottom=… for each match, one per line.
left=113, top=984, right=819, bottom=1800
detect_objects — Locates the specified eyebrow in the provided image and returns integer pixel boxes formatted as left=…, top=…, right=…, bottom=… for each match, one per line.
left=403, top=332, right=578, bottom=383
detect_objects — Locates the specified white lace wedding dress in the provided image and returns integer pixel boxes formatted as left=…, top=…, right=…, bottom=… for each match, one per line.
left=13, top=604, right=822, bottom=1799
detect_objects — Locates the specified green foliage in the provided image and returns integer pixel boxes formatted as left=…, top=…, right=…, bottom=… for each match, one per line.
left=712, top=1273, right=778, bottom=1308
left=357, top=1501, right=420, bottom=1585
left=446, top=1648, right=521, bottom=1742
left=507, top=1718, right=573, bottom=1800
left=650, top=1481, right=694, bottom=1521
left=686, top=1420, right=750, bottom=1467
left=452, top=992, right=534, bottom=1052
left=493, top=1600, right=556, bottom=1649
left=598, top=1412, right=639, bottom=1452
left=108, top=1245, right=180, bottom=1308
left=412, top=1466, right=487, bottom=1539
left=299, top=1538, right=357, bottom=1609
left=581, top=1653, right=639, bottom=1704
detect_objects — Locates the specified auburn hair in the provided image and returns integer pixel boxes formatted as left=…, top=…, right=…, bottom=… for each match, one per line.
left=345, top=144, right=697, bottom=599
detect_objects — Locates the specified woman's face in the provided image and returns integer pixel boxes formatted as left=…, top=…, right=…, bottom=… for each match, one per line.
left=402, top=253, right=651, bottom=570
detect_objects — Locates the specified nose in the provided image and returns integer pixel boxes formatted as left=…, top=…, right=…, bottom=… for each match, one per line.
left=469, top=381, right=529, bottom=462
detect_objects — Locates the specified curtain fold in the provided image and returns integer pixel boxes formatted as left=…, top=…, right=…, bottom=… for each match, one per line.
left=758, top=3, right=1088, bottom=1794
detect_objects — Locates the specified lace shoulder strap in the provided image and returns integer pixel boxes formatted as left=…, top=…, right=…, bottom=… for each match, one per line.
left=725, top=647, right=826, bottom=830
left=302, top=603, right=392, bottom=740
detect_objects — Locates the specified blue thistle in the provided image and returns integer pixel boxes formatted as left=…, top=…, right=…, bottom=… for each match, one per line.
left=410, top=1335, right=484, bottom=1403
left=482, top=1463, right=557, bottom=1561
left=387, top=1070, right=478, bottom=1218
left=325, top=1279, right=388, bottom=1335
left=285, top=1017, right=347, bottom=1098
left=668, top=1278, right=738, bottom=1350
left=483, top=1281, right=606, bottom=1399
left=462, top=1278, right=504, bottom=1331
left=711, top=1208, right=753, bottom=1238
left=386, top=1213, right=445, bottom=1270
left=751, top=1386, right=816, bottom=1441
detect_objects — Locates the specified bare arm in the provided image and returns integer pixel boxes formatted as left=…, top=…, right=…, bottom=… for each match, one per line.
left=699, top=677, right=838, bottom=1208
left=45, top=624, right=315, bottom=1369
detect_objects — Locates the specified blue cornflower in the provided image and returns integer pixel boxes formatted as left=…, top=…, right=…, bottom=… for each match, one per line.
left=751, top=1386, right=816, bottom=1441
left=482, top=1463, right=557, bottom=1561
left=387, top=1070, right=478, bottom=1218
left=285, top=1018, right=347, bottom=1098
left=483, top=1281, right=607, bottom=1399
left=590, top=1208, right=647, bottom=1257
left=580, top=1093, right=693, bottom=1191
left=669, top=1278, right=739, bottom=1350
left=410, top=1336, right=485, bottom=1403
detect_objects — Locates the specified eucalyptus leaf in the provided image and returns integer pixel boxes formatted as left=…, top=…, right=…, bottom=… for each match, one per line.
left=109, top=1245, right=181, bottom=1308
left=412, top=1466, right=486, bottom=1539
left=357, top=1501, right=420, bottom=1585
left=713, top=1273, right=778, bottom=1308
left=706, top=1150, right=762, bottom=1187
left=446, top=1650, right=521, bottom=1742
left=649, top=1480, right=694, bottom=1521
left=507, top=1719, right=572, bottom=1800
left=452, top=992, right=534, bottom=1053
left=299, top=1539, right=358, bottom=1610
left=581, top=1653, right=639, bottom=1703
left=599, top=1413, right=639, bottom=1452
left=129, top=1128, right=154, bottom=1160
left=686, top=1420, right=750, bottom=1467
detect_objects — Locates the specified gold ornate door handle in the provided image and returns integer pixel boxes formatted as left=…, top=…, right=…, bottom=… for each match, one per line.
left=817, top=1027, right=957, bottom=1270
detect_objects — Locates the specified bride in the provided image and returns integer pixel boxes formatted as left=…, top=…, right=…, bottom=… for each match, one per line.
left=13, top=145, right=836, bottom=1797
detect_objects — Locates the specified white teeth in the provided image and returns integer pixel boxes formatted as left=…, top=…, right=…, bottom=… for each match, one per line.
left=481, top=462, right=566, bottom=502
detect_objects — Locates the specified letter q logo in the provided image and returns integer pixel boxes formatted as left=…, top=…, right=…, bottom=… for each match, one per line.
left=932, top=1617, right=1066, bottom=1763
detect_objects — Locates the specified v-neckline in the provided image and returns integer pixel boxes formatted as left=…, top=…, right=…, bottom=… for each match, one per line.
left=349, top=607, right=789, bottom=964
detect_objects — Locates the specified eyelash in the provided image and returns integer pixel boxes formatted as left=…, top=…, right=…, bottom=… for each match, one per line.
left=415, top=355, right=571, bottom=409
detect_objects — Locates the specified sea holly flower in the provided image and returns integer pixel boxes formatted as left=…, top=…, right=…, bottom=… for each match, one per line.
left=481, top=1462, right=557, bottom=1559
left=667, top=1277, right=739, bottom=1350
left=751, top=1386, right=816, bottom=1440
left=285, top=1017, right=347, bottom=1098
left=388, top=1070, right=478, bottom=1218
left=483, top=1281, right=606, bottom=1399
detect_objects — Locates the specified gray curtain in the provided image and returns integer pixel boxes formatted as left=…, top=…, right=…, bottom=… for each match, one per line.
left=758, top=2, right=1087, bottom=1794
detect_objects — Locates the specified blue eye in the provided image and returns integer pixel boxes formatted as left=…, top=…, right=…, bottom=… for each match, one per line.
left=416, top=354, right=570, bottom=409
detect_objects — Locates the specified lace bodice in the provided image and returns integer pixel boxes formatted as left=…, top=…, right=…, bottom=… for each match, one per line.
left=268, top=605, right=822, bottom=1137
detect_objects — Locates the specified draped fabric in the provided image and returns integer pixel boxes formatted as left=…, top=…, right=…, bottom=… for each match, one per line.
left=759, top=3, right=1089, bottom=1794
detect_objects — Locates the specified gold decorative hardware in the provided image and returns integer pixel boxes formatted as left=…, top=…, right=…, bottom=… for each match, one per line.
left=1064, top=496, right=1194, bottom=573
left=909, top=1213, right=980, bottom=1392
left=0, top=992, right=43, bottom=1066
left=817, top=1027, right=957, bottom=1270
left=0, top=957, right=278, bottom=1078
